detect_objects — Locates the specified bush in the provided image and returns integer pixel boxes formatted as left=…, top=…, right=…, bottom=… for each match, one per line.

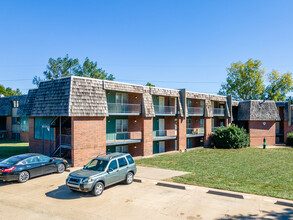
left=286, top=132, right=293, bottom=146
left=211, top=125, right=250, bottom=149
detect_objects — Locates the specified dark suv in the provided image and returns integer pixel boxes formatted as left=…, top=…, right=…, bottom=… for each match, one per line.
left=66, top=153, right=137, bottom=196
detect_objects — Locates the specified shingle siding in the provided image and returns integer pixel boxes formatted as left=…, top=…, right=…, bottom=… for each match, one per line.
left=0, top=95, right=27, bottom=116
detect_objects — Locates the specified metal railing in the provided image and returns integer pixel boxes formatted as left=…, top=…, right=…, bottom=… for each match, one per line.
left=188, top=107, right=204, bottom=115
left=212, top=126, right=223, bottom=132
left=58, top=134, right=72, bottom=146
left=186, top=127, right=204, bottom=135
left=106, top=132, right=142, bottom=142
left=153, top=129, right=177, bottom=137
left=108, top=103, right=141, bottom=114
left=154, top=105, right=176, bottom=115
left=213, top=108, right=225, bottom=116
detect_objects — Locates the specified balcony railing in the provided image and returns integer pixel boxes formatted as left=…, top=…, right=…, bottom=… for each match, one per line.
left=153, top=129, right=177, bottom=137
left=213, top=108, right=225, bottom=116
left=108, top=103, right=141, bottom=114
left=154, top=105, right=176, bottom=115
left=106, top=131, right=142, bottom=142
left=57, top=134, right=71, bottom=146
left=188, top=107, right=204, bottom=116
left=212, top=126, right=224, bottom=132
left=186, top=128, right=204, bottom=135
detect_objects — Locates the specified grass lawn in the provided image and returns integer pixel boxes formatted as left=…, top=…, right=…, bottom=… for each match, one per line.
left=0, top=141, right=29, bottom=158
left=136, top=148, right=293, bottom=200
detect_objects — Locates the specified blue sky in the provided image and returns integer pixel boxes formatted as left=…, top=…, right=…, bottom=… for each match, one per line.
left=1, top=0, right=293, bottom=95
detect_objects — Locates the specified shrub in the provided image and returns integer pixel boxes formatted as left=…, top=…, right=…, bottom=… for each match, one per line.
left=211, top=125, right=250, bottom=149
left=286, top=132, right=293, bottom=146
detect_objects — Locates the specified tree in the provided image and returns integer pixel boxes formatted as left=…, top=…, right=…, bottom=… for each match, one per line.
left=265, top=71, right=293, bottom=101
left=0, top=85, right=22, bottom=96
left=33, top=55, right=115, bottom=86
left=145, top=82, right=155, bottom=87
left=219, top=59, right=265, bottom=100
left=219, top=59, right=293, bottom=101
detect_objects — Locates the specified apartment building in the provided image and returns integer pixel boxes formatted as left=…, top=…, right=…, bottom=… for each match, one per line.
left=0, top=95, right=28, bottom=141
left=17, top=76, right=293, bottom=166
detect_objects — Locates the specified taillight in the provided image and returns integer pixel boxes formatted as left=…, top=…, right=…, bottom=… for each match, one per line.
left=1, top=167, right=16, bottom=173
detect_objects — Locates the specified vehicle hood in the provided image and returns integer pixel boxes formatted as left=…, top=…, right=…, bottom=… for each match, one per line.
left=70, top=169, right=104, bottom=178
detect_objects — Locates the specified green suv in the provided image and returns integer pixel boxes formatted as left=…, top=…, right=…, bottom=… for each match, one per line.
left=66, top=153, right=137, bottom=196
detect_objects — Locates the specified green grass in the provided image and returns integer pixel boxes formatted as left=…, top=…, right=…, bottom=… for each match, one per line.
left=136, top=148, right=293, bottom=200
left=0, top=141, right=29, bottom=158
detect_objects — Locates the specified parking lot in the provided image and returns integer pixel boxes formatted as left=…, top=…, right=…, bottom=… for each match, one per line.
left=0, top=166, right=292, bottom=220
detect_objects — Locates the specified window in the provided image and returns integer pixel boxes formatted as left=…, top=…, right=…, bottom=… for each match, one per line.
left=34, top=118, right=54, bottom=140
left=12, top=117, right=20, bottom=125
left=21, top=117, right=29, bottom=132
left=84, top=159, right=108, bottom=171
left=12, top=100, right=19, bottom=108
left=126, top=155, right=134, bottom=164
left=108, top=160, right=118, bottom=170
left=118, top=157, right=128, bottom=167
left=200, top=118, right=204, bottom=131
left=116, top=145, right=128, bottom=153
left=116, top=93, right=128, bottom=104
left=25, top=157, right=39, bottom=164
left=38, top=156, right=51, bottom=163
left=187, top=118, right=192, bottom=129
left=116, top=119, right=128, bottom=133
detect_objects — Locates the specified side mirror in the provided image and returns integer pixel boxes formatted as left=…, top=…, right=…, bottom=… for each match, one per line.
left=83, top=165, right=86, bottom=168
left=49, top=159, right=53, bottom=162
left=107, top=168, right=113, bottom=173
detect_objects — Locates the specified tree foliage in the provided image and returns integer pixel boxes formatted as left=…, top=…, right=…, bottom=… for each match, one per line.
left=33, top=55, right=114, bottom=86
left=0, top=85, right=22, bottom=96
left=219, top=59, right=293, bottom=101
left=145, top=82, right=155, bottom=87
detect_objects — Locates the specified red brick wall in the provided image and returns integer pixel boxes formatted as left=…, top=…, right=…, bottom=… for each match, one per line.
left=177, top=117, right=186, bottom=151
left=128, top=142, right=143, bottom=157
left=249, top=121, right=276, bottom=146
left=284, top=120, right=293, bottom=142
left=191, top=116, right=201, bottom=130
left=20, top=131, right=29, bottom=142
left=204, top=118, right=212, bottom=146
left=6, top=116, right=12, bottom=139
left=165, top=116, right=175, bottom=130
left=71, top=117, right=106, bottom=167
left=28, top=118, right=53, bottom=155
left=128, top=93, right=142, bottom=105
left=142, top=117, right=153, bottom=156
left=128, top=116, right=142, bottom=132
left=165, top=139, right=176, bottom=152
left=191, top=99, right=201, bottom=107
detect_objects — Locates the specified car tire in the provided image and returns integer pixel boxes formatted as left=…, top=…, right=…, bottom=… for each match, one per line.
left=18, top=171, right=30, bottom=183
left=91, top=182, right=104, bottom=196
left=57, top=163, right=65, bottom=173
left=125, top=172, right=134, bottom=185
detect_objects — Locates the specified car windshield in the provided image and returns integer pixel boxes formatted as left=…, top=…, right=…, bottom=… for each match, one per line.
left=84, top=159, right=108, bottom=171
left=1, top=156, right=25, bottom=165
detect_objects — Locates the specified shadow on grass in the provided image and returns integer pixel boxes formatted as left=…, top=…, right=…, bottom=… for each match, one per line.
left=45, top=183, right=121, bottom=200
left=217, top=208, right=293, bottom=220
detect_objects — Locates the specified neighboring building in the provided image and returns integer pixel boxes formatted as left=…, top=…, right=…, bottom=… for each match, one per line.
left=16, top=76, right=293, bottom=166
left=0, top=95, right=29, bottom=141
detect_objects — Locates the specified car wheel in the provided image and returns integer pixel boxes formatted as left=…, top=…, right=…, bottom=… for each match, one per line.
left=18, top=171, right=30, bottom=183
left=91, top=182, right=104, bottom=196
left=125, top=172, right=134, bottom=185
left=57, top=163, right=65, bottom=173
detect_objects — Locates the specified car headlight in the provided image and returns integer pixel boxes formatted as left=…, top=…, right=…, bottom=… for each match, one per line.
left=82, top=178, right=93, bottom=183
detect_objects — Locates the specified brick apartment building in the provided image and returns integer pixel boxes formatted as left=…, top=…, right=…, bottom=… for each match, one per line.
left=0, top=95, right=29, bottom=141
left=10, top=76, right=293, bottom=166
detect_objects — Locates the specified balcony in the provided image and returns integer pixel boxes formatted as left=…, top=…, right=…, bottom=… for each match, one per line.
left=153, top=129, right=177, bottom=141
left=186, top=128, right=204, bottom=138
left=188, top=107, right=204, bottom=116
left=106, top=131, right=142, bottom=146
left=213, top=108, right=225, bottom=116
left=154, top=105, right=176, bottom=116
left=108, top=103, right=141, bottom=115
left=212, top=126, right=224, bottom=132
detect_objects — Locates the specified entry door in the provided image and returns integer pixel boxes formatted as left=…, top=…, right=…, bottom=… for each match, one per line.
left=159, top=118, right=164, bottom=136
left=159, top=96, right=165, bottom=106
left=159, top=141, right=165, bottom=153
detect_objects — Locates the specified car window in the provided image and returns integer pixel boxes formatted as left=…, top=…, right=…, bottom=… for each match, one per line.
left=108, top=160, right=118, bottom=170
left=126, top=155, right=134, bottom=164
left=25, top=157, right=39, bottom=164
left=1, top=156, right=23, bottom=165
left=118, top=157, right=128, bottom=168
left=17, top=160, right=27, bottom=165
left=84, top=159, right=108, bottom=171
left=38, top=156, right=51, bottom=162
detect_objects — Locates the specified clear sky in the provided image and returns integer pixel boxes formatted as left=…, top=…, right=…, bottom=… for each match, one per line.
left=1, top=0, right=293, bottom=95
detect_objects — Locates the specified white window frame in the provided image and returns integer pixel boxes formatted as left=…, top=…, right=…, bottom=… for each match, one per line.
left=116, top=119, right=128, bottom=133
left=116, top=92, right=128, bottom=104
